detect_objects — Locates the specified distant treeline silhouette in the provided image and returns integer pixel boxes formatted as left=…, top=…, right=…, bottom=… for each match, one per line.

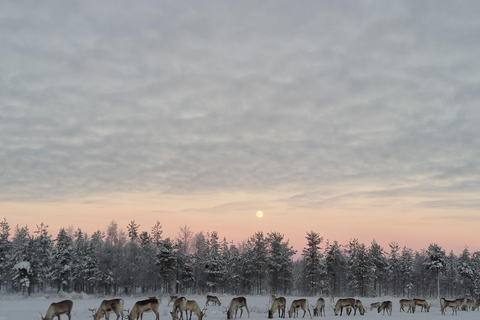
left=1, top=218, right=479, bottom=298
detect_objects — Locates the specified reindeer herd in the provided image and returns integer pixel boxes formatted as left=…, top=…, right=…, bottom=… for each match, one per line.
left=39, top=294, right=480, bottom=320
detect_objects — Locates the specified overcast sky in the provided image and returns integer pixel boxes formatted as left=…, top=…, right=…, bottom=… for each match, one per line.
left=1, top=1, right=479, bottom=251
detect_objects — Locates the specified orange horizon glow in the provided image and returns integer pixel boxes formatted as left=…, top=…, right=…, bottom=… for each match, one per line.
left=2, top=191, right=479, bottom=258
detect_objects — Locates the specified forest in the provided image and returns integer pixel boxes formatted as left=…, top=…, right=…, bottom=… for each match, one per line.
left=1, top=218, right=479, bottom=299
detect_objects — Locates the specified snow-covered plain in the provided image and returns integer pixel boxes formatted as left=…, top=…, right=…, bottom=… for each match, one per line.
left=0, top=293, right=478, bottom=319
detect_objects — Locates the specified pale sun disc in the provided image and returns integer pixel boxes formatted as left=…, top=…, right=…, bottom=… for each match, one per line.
left=256, top=211, right=264, bottom=218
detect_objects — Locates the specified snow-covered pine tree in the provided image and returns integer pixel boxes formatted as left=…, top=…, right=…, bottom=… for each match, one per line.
left=388, top=242, right=400, bottom=296
left=204, top=231, right=225, bottom=293
left=268, top=232, right=296, bottom=295
left=444, top=250, right=460, bottom=297
left=247, top=231, right=269, bottom=295
left=302, top=231, right=325, bottom=295
left=10, top=225, right=33, bottom=294
left=412, top=249, right=428, bottom=297
left=472, top=251, right=480, bottom=297
left=50, top=228, right=74, bottom=292
left=423, top=243, right=445, bottom=298
left=71, top=228, right=88, bottom=293
left=156, top=237, right=177, bottom=293
left=399, top=246, right=414, bottom=297
left=151, top=221, right=163, bottom=248
left=30, top=223, right=53, bottom=293
left=225, top=243, right=243, bottom=295
left=0, top=218, right=12, bottom=293
left=325, top=240, right=346, bottom=296
left=368, top=239, right=388, bottom=297
left=123, top=221, right=141, bottom=294
left=192, top=232, right=208, bottom=293
left=101, top=221, right=121, bottom=295
left=458, top=247, right=475, bottom=297
left=346, top=238, right=371, bottom=296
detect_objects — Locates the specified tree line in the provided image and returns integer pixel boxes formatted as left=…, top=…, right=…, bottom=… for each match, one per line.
left=0, top=218, right=479, bottom=299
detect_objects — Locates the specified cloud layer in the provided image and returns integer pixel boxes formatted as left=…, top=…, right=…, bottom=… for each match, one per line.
left=1, top=1, right=480, bottom=213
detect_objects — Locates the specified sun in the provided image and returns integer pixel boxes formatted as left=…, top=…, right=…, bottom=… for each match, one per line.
left=256, top=211, right=264, bottom=218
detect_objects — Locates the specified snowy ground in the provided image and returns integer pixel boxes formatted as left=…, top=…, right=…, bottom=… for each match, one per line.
left=0, top=293, right=478, bottom=319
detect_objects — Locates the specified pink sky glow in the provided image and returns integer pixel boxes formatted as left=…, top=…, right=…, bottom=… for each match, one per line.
left=2, top=192, right=478, bottom=258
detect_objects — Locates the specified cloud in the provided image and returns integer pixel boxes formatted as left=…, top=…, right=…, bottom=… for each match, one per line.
left=1, top=1, right=479, bottom=213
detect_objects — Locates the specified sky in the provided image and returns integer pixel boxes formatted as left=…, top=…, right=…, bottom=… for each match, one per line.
left=1, top=1, right=480, bottom=256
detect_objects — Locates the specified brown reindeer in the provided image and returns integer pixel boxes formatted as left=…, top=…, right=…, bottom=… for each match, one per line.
left=186, top=300, right=207, bottom=320
left=40, top=300, right=73, bottom=320
left=226, top=297, right=249, bottom=319
left=377, top=301, right=392, bottom=316
left=288, top=299, right=311, bottom=319
left=354, top=300, right=365, bottom=316
left=268, top=297, right=286, bottom=318
left=440, top=298, right=464, bottom=315
left=334, top=298, right=355, bottom=316
left=127, top=298, right=159, bottom=320
left=169, top=296, right=180, bottom=306
left=413, top=299, right=430, bottom=312
left=399, top=299, right=415, bottom=313
left=93, top=299, right=124, bottom=320
left=370, top=302, right=381, bottom=311
left=206, top=295, right=221, bottom=306
left=312, top=298, right=325, bottom=317
left=172, top=297, right=189, bottom=320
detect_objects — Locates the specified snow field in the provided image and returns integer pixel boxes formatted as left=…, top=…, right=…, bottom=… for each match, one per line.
left=0, top=294, right=478, bottom=319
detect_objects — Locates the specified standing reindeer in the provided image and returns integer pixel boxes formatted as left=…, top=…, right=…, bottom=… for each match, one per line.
left=354, top=300, right=365, bottom=316
left=172, top=297, right=188, bottom=320
left=186, top=300, right=207, bottom=320
left=440, top=298, right=464, bottom=315
left=413, top=299, right=430, bottom=312
left=377, top=301, right=392, bottom=316
left=206, top=295, right=221, bottom=306
left=333, top=298, right=355, bottom=316
left=312, top=298, right=325, bottom=317
left=40, top=300, right=73, bottom=320
left=268, top=297, right=286, bottom=318
left=288, top=299, right=311, bottom=319
left=226, top=297, right=250, bottom=319
left=399, top=299, right=415, bottom=313
left=127, top=298, right=159, bottom=320
left=93, top=299, right=124, bottom=320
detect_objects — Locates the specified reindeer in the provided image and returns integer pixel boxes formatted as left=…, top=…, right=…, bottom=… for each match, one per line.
left=268, top=297, right=286, bottom=318
left=288, top=299, right=311, bottom=319
left=169, top=296, right=180, bottom=306
left=413, top=299, right=430, bottom=312
left=172, top=297, right=188, bottom=320
left=399, top=299, right=415, bottom=313
left=40, top=300, right=73, bottom=320
left=93, top=299, right=124, bottom=320
left=333, top=298, right=355, bottom=316
left=206, top=295, right=221, bottom=306
left=354, top=300, right=365, bottom=316
left=474, top=299, right=480, bottom=311
left=127, top=298, right=159, bottom=320
left=377, top=301, right=392, bottom=316
left=440, top=298, right=465, bottom=315
left=462, top=299, right=476, bottom=311
left=270, top=295, right=277, bottom=304
left=186, top=300, right=207, bottom=320
left=370, top=302, right=381, bottom=311
left=312, top=298, right=325, bottom=317
left=226, top=297, right=250, bottom=319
